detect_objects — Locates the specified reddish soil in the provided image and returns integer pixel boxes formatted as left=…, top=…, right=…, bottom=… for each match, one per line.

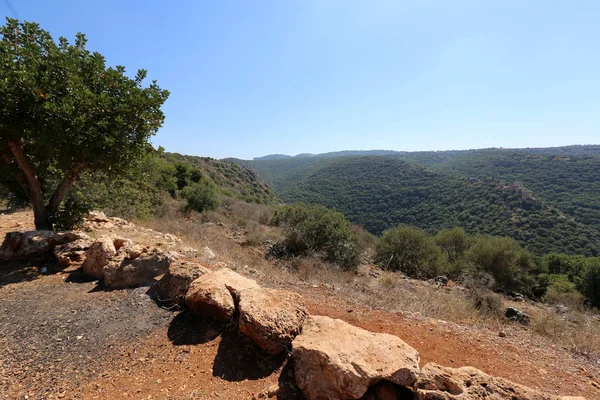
left=1, top=211, right=598, bottom=400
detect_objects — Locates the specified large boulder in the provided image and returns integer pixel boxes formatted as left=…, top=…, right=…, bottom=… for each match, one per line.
left=238, top=287, right=309, bottom=355
left=292, top=316, right=420, bottom=400
left=82, top=236, right=117, bottom=279
left=54, top=238, right=93, bottom=266
left=184, top=268, right=259, bottom=321
left=151, top=261, right=211, bottom=307
left=103, top=248, right=176, bottom=289
left=414, top=363, right=586, bottom=400
left=0, top=230, right=88, bottom=262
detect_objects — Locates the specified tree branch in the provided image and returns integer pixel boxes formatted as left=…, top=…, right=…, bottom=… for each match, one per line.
left=47, top=161, right=86, bottom=214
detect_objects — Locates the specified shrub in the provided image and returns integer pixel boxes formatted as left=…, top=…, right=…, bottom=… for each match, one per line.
left=465, top=235, right=535, bottom=294
left=180, top=178, right=221, bottom=214
left=271, top=203, right=359, bottom=269
left=578, top=258, right=600, bottom=308
left=435, top=227, right=470, bottom=263
left=374, top=225, right=443, bottom=278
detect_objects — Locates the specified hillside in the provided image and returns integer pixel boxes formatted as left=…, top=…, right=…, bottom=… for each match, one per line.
left=437, top=152, right=600, bottom=232
left=163, top=153, right=276, bottom=204
left=278, top=156, right=600, bottom=256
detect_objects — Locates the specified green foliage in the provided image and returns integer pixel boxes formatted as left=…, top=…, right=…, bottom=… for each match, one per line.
left=435, top=227, right=470, bottom=263
left=578, top=259, right=600, bottom=308
left=540, top=253, right=588, bottom=285
left=180, top=178, right=221, bottom=214
left=272, top=203, right=359, bottom=269
left=0, top=18, right=169, bottom=229
left=50, top=189, right=94, bottom=230
left=374, top=225, right=442, bottom=278
left=465, top=236, right=535, bottom=294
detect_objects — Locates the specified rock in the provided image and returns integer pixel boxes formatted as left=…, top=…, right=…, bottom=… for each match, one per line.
left=292, top=316, right=420, bottom=400
left=82, top=236, right=117, bottom=279
left=498, top=331, right=507, bottom=338
left=103, top=249, right=176, bottom=289
left=555, top=304, right=570, bottom=314
left=0, top=230, right=91, bottom=263
left=432, top=276, right=449, bottom=286
left=238, top=288, right=309, bottom=355
left=151, top=261, right=211, bottom=307
left=414, top=363, right=585, bottom=399
left=54, top=238, right=93, bottom=266
left=505, top=307, right=531, bottom=325
left=199, top=246, right=216, bottom=262
left=185, top=268, right=259, bottom=321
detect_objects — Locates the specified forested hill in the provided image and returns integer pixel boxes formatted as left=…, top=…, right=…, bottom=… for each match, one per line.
left=251, top=155, right=599, bottom=256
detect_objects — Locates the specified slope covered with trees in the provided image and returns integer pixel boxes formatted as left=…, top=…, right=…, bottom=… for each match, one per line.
left=279, top=156, right=599, bottom=256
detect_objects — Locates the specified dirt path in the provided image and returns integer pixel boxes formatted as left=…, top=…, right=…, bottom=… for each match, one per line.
left=1, top=211, right=599, bottom=399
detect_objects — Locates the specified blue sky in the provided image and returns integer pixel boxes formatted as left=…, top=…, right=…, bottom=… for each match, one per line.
left=3, top=1, right=599, bottom=159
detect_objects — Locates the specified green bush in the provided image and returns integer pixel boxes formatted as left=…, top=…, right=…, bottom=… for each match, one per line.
left=374, top=225, right=443, bottom=278
left=578, top=258, right=600, bottom=308
left=271, top=203, right=359, bottom=269
left=435, top=227, right=470, bottom=263
left=180, top=178, right=221, bottom=214
left=465, top=235, right=535, bottom=294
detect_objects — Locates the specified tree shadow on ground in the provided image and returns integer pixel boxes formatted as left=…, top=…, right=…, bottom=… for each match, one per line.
left=0, top=256, right=62, bottom=289
left=167, top=310, right=225, bottom=346
left=65, top=266, right=97, bottom=284
left=212, top=323, right=287, bottom=382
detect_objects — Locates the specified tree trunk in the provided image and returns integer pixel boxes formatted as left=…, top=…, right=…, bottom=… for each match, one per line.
left=6, top=138, right=52, bottom=230
left=47, top=162, right=86, bottom=216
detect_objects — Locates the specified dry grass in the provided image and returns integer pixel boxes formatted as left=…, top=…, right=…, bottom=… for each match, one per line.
left=137, top=207, right=600, bottom=358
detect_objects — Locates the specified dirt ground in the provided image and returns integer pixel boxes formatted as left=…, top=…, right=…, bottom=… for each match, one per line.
left=1, top=211, right=599, bottom=400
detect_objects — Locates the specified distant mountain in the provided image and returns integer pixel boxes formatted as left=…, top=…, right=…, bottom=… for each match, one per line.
left=253, top=154, right=293, bottom=161
left=230, top=145, right=600, bottom=255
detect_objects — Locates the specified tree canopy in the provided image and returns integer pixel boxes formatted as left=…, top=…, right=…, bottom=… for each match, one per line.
left=0, top=18, right=169, bottom=229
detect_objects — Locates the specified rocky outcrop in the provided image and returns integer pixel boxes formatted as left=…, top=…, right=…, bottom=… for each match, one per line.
left=152, top=261, right=210, bottom=307
left=184, top=268, right=259, bottom=321
left=83, top=211, right=136, bottom=231
left=414, top=363, right=584, bottom=400
left=238, top=288, right=308, bottom=355
left=54, top=238, right=93, bottom=266
left=103, top=248, right=176, bottom=289
left=82, top=236, right=118, bottom=279
left=292, top=316, right=420, bottom=400
left=0, top=230, right=89, bottom=262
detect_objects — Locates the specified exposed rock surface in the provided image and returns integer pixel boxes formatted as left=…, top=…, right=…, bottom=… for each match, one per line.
left=83, top=211, right=136, bottom=231
left=152, top=261, right=211, bottom=307
left=103, top=248, right=176, bottom=289
left=505, top=307, right=531, bottom=325
left=238, top=287, right=309, bottom=355
left=185, top=268, right=259, bottom=321
left=0, top=230, right=88, bottom=262
left=82, top=236, right=117, bottom=279
left=54, top=238, right=93, bottom=266
left=414, top=363, right=585, bottom=400
left=292, top=315, right=420, bottom=400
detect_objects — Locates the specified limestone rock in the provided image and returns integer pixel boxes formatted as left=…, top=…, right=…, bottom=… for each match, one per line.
left=184, top=268, right=259, bottom=321
left=414, top=363, right=585, bottom=400
left=152, top=261, right=211, bottom=307
left=103, top=249, right=176, bottom=289
left=292, top=316, right=420, bottom=400
left=82, top=236, right=117, bottom=279
left=238, top=288, right=309, bottom=355
left=0, top=230, right=88, bottom=262
left=54, top=238, right=93, bottom=266
left=199, top=246, right=216, bottom=262
left=505, top=307, right=531, bottom=325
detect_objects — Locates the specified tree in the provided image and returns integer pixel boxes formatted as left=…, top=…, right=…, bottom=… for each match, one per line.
left=0, top=19, right=169, bottom=230
left=375, top=225, right=442, bottom=278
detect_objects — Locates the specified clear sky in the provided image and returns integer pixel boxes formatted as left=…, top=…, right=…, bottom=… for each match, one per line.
left=3, top=1, right=599, bottom=159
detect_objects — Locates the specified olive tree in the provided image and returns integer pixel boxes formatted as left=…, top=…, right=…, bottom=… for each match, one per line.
left=0, top=19, right=169, bottom=229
